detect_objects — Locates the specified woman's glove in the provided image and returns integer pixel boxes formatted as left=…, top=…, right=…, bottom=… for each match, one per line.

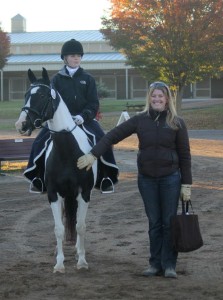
left=73, top=115, right=84, bottom=125
left=77, top=153, right=96, bottom=171
left=180, top=184, right=192, bottom=201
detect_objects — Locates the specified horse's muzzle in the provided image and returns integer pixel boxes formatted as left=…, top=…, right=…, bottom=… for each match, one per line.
left=19, top=121, right=33, bottom=136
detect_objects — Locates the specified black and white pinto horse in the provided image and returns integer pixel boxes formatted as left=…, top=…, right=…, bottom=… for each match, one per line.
left=15, top=68, right=97, bottom=273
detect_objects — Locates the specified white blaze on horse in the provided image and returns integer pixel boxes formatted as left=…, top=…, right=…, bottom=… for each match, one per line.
left=15, top=68, right=97, bottom=273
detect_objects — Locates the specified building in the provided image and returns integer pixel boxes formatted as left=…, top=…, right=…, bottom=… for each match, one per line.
left=1, top=14, right=223, bottom=101
left=1, top=14, right=149, bottom=101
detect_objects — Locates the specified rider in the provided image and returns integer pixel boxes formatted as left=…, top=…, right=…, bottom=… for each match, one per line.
left=25, top=39, right=119, bottom=193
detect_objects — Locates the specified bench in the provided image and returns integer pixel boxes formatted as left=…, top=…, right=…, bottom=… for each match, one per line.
left=126, top=102, right=145, bottom=112
left=0, top=138, right=34, bottom=169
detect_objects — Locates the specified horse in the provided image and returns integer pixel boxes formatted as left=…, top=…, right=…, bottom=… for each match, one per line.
left=15, top=68, right=98, bottom=273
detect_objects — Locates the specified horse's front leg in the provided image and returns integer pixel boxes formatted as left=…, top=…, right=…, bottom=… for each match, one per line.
left=75, top=193, right=89, bottom=269
left=50, top=195, right=65, bottom=273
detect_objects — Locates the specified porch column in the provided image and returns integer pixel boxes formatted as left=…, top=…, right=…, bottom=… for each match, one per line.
left=0, top=69, right=3, bottom=101
left=125, top=68, right=128, bottom=99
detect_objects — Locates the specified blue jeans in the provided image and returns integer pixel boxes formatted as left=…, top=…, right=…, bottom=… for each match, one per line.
left=138, top=171, right=181, bottom=270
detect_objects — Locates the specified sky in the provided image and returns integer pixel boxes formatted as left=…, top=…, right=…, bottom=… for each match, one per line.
left=0, top=0, right=111, bottom=32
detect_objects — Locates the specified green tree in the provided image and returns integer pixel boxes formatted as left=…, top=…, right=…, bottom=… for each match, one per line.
left=0, top=26, right=10, bottom=70
left=101, top=0, right=223, bottom=112
left=96, top=81, right=110, bottom=99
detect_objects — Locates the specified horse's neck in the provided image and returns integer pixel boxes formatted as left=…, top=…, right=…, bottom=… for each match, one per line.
left=48, top=97, right=74, bottom=132
left=48, top=97, right=92, bottom=153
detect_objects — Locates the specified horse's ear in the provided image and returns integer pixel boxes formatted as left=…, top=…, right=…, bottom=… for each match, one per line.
left=42, top=67, right=50, bottom=85
left=28, top=69, right=37, bottom=83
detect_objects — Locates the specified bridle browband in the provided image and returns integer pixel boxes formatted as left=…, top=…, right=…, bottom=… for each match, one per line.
left=22, top=83, right=77, bottom=134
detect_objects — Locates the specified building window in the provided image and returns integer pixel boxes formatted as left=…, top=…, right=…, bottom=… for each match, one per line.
left=96, top=76, right=116, bottom=99
left=194, top=78, right=211, bottom=98
left=9, top=78, right=26, bottom=100
left=131, top=76, right=147, bottom=99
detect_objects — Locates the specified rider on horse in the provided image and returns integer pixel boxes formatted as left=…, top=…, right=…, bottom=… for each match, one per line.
left=25, top=39, right=119, bottom=193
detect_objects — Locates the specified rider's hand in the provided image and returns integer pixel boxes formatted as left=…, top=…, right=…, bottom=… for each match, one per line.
left=77, top=153, right=96, bottom=171
left=73, top=115, right=84, bottom=125
left=180, top=184, right=192, bottom=202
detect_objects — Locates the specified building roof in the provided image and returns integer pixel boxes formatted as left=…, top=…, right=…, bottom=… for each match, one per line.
left=4, top=53, right=129, bottom=72
left=9, top=30, right=104, bottom=44
left=7, top=53, right=126, bottom=63
left=5, top=30, right=129, bottom=71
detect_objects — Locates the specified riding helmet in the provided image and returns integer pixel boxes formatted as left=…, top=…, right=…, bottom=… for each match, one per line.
left=61, top=39, right=84, bottom=59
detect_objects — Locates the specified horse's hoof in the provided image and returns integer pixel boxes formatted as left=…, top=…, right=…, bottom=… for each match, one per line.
left=53, top=266, right=65, bottom=273
left=77, top=262, right=89, bottom=270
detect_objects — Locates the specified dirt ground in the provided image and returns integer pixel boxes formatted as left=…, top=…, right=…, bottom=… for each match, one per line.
left=0, top=131, right=223, bottom=300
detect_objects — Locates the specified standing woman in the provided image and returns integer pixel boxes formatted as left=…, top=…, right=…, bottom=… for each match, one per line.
left=77, top=82, right=192, bottom=278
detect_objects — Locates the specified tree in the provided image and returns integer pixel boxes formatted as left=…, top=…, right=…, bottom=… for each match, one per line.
left=101, top=0, right=223, bottom=112
left=0, top=26, right=10, bottom=70
left=96, top=81, right=110, bottom=99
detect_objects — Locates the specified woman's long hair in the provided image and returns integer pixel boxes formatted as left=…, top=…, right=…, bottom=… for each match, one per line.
left=142, top=82, right=180, bottom=130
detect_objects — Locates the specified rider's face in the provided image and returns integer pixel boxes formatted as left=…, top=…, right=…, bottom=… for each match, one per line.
left=65, top=54, right=82, bottom=68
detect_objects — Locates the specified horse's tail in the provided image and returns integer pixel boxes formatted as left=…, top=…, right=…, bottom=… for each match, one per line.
left=64, top=189, right=78, bottom=242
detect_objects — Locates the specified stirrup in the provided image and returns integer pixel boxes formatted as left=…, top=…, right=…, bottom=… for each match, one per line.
left=100, top=177, right=114, bottom=194
left=29, top=177, right=44, bottom=194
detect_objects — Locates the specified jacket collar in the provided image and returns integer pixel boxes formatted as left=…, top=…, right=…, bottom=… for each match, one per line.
left=58, top=66, right=83, bottom=77
left=149, top=107, right=167, bottom=121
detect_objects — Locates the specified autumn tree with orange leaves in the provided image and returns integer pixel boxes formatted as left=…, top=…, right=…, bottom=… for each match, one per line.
left=0, top=25, right=10, bottom=70
left=101, top=0, right=223, bottom=111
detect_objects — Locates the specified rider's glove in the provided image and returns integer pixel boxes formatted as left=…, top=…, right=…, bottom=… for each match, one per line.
left=73, top=115, right=84, bottom=125
left=77, top=153, right=96, bottom=171
left=180, top=184, right=192, bottom=202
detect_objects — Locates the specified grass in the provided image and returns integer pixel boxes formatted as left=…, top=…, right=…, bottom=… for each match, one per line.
left=99, top=101, right=223, bottom=130
left=0, top=99, right=223, bottom=131
left=0, top=99, right=144, bottom=131
left=99, top=99, right=145, bottom=112
left=0, top=100, right=24, bottom=119
left=0, top=99, right=143, bottom=119
left=182, top=105, right=223, bottom=130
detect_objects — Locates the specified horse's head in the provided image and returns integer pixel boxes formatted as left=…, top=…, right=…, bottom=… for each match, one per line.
left=15, top=68, right=59, bottom=136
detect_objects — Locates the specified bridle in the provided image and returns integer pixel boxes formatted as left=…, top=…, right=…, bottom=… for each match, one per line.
left=22, top=83, right=55, bottom=129
left=22, top=83, right=77, bottom=134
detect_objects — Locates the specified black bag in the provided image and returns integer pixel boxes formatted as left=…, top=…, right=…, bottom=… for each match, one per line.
left=171, top=200, right=203, bottom=252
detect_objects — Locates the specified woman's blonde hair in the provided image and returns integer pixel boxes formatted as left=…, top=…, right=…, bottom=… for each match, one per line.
left=142, top=82, right=180, bottom=130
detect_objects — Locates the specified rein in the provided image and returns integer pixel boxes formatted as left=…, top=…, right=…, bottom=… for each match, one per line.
left=22, top=83, right=78, bottom=134
left=41, top=123, right=78, bottom=134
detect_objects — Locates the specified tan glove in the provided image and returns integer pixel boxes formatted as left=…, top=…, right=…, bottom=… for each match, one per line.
left=180, top=184, right=192, bottom=202
left=77, top=153, right=96, bottom=171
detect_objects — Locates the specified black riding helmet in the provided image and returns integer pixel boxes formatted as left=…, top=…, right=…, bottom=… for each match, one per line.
left=61, top=39, right=84, bottom=59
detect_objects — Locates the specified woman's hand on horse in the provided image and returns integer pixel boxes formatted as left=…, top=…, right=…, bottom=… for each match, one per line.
left=77, top=153, right=97, bottom=171
left=73, top=115, right=84, bottom=125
